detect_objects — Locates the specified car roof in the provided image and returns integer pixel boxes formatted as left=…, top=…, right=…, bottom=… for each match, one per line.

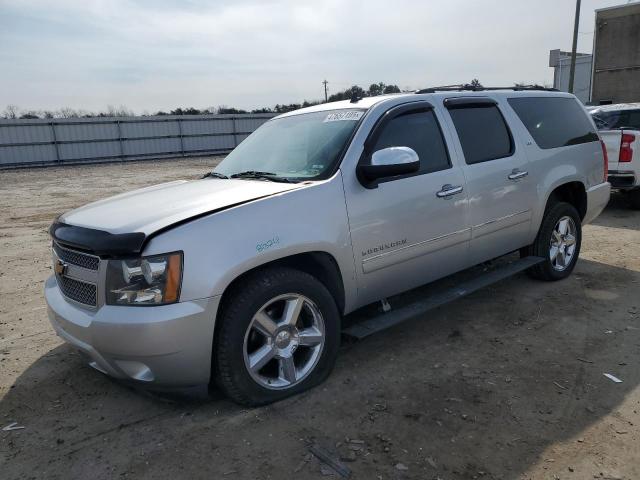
left=274, top=90, right=577, bottom=119
left=273, top=94, right=410, bottom=119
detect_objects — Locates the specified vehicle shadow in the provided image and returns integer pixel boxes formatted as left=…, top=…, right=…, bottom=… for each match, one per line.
left=590, top=191, right=639, bottom=230
left=1, top=258, right=638, bottom=479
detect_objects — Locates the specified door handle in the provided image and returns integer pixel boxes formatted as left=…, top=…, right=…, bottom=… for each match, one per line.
left=508, top=169, right=528, bottom=180
left=436, top=184, right=464, bottom=198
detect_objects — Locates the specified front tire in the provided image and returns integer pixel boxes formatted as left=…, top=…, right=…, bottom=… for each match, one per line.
left=213, top=267, right=340, bottom=406
left=524, top=202, right=582, bottom=281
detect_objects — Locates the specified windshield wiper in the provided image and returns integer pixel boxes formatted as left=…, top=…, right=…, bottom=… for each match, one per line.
left=230, top=171, right=295, bottom=183
left=202, top=171, right=229, bottom=179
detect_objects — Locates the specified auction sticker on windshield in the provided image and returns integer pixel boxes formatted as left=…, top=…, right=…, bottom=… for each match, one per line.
left=323, top=111, right=364, bottom=122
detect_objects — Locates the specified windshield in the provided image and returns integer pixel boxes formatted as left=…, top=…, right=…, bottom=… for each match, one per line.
left=213, top=109, right=365, bottom=181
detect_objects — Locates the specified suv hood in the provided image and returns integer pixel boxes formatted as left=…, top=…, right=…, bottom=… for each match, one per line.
left=59, top=178, right=301, bottom=236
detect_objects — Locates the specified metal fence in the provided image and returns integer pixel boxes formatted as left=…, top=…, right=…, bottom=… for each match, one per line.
left=0, top=113, right=275, bottom=168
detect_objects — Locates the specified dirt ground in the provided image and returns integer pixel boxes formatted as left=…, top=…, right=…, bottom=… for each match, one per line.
left=0, top=157, right=639, bottom=480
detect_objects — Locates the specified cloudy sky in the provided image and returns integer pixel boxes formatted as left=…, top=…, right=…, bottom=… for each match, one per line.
left=0, top=0, right=631, bottom=113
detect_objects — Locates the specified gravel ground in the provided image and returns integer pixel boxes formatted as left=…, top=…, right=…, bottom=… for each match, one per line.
left=0, top=157, right=639, bottom=480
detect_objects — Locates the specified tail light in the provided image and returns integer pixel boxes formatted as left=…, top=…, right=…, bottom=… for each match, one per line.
left=619, top=133, right=635, bottom=162
left=600, top=139, right=608, bottom=182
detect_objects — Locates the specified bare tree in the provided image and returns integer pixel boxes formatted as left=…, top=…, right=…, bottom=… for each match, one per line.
left=105, top=105, right=133, bottom=117
left=57, top=107, right=79, bottom=118
left=2, top=104, right=19, bottom=119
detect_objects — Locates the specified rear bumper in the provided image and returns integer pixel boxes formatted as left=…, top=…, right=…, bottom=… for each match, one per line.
left=45, top=275, right=220, bottom=388
left=607, top=170, right=637, bottom=190
left=583, top=182, right=611, bottom=225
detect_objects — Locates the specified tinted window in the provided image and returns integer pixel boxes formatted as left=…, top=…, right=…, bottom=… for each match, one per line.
left=591, top=110, right=626, bottom=130
left=371, top=110, right=450, bottom=174
left=591, top=109, right=640, bottom=131
left=508, top=97, right=599, bottom=149
left=630, top=110, right=640, bottom=130
left=448, top=106, right=513, bottom=164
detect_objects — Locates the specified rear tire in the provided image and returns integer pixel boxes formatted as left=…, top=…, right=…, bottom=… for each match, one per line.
left=626, top=188, right=640, bottom=210
left=523, top=202, right=582, bottom=281
left=213, top=267, right=340, bottom=406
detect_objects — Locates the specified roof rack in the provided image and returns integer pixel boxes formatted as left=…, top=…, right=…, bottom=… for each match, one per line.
left=415, top=84, right=557, bottom=94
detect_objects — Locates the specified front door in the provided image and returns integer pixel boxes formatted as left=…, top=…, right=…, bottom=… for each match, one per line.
left=343, top=102, right=471, bottom=307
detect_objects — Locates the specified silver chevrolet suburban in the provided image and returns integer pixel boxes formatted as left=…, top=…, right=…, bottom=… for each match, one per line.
left=45, top=88, right=611, bottom=406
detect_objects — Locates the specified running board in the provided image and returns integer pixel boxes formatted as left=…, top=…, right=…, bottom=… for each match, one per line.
left=342, top=256, right=545, bottom=340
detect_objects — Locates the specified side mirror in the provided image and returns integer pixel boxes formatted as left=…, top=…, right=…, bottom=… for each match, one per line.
left=357, top=146, right=420, bottom=187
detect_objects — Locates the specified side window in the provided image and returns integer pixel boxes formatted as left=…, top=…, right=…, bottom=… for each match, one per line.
left=447, top=105, right=514, bottom=165
left=370, top=110, right=450, bottom=174
left=508, top=97, right=599, bottom=149
left=627, top=110, right=640, bottom=130
left=591, top=110, right=627, bottom=130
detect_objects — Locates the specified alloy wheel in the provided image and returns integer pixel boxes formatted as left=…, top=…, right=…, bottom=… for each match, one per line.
left=549, top=215, right=577, bottom=271
left=242, top=294, right=325, bottom=390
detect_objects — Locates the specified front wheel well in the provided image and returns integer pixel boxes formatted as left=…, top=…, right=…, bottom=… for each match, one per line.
left=219, top=252, right=346, bottom=315
left=545, top=182, right=587, bottom=220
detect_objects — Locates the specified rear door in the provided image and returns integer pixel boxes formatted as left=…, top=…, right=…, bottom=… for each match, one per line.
left=443, top=97, right=536, bottom=264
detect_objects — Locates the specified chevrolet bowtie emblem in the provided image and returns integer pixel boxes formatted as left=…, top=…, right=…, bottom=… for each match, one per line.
left=54, top=259, right=68, bottom=276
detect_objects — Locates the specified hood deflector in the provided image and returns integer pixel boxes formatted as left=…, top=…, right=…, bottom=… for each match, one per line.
left=49, top=192, right=278, bottom=257
left=50, top=222, right=146, bottom=256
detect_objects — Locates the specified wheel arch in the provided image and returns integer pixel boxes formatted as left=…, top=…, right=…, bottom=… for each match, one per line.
left=543, top=181, right=587, bottom=220
left=217, top=251, right=347, bottom=317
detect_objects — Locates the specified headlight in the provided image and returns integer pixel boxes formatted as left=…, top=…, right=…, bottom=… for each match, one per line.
left=106, top=252, right=183, bottom=306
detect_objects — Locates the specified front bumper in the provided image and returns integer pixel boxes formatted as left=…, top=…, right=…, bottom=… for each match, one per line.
left=45, top=275, right=220, bottom=388
left=583, top=182, right=611, bottom=225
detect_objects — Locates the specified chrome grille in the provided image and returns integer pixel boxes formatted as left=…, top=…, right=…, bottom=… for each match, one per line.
left=58, top=275, right=97, bottom=306
left=53, top=243, right=99, bottom=271
left=52, top=243, right=100, bottom=307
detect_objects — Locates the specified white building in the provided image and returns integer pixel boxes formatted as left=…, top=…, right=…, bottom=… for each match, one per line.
left=549, top=49, right=593, bottom=104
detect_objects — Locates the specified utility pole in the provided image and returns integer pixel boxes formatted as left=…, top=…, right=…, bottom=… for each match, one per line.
left=322, top=79, right=328, bottom=102
left=568, top=0, right=581, bottom=94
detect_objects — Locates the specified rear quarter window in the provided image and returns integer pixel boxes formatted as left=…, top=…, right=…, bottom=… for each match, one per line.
left=508, top=97, right=599, bottom=149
